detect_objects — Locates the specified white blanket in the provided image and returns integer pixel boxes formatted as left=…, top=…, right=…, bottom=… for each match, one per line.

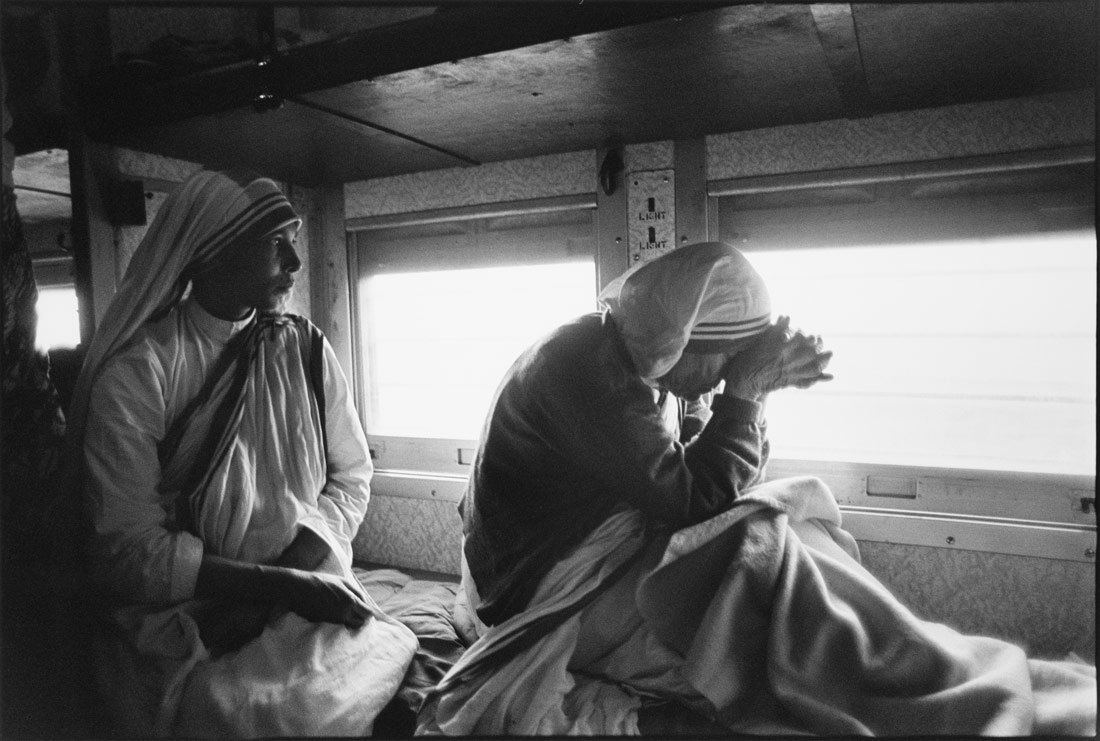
left=174, top=607, right=416, bottom=737
left=426, top=477, right=1096, bottom=736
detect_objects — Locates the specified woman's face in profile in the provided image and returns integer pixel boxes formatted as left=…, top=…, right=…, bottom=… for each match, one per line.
left=197, top=224, right=302, bottom=318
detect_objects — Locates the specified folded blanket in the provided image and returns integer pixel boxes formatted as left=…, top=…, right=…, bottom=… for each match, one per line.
left=640, top=477, right=1096, bottom=735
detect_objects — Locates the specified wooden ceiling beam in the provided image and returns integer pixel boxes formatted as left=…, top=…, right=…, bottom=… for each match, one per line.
left=809, top=4, right=875, bottom=119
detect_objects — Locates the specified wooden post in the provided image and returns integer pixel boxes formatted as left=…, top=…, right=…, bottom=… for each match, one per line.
left=55, top=5, right=114, bottom=342
left=67, top=134, right=117, bottom=340
left=307, top=183, right=354, bottom=378
left=673, top=138, right=709, bottom=246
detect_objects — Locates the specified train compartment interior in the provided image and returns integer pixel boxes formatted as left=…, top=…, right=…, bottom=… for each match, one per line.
left=2, top=2, right=1096, bottom=737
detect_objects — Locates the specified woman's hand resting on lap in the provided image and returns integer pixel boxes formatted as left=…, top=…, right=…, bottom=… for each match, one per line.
left=272, top=568, right=371, bottom=629
left=196, top=550, right=372, bottom=634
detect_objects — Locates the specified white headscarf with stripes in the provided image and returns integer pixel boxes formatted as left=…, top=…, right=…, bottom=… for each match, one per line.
left=65, top=169, right=301, bottom=481
left=598, top=241, right=771, bottom=380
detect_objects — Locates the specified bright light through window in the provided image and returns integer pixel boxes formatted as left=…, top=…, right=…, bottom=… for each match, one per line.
left=362, top=261, right=597, bottom=439
left=745, top=232, right=1096, bottom=475
left=35, top=286, right=81, bottom=352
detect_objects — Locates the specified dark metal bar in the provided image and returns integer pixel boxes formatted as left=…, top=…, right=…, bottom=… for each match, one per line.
left=289, top=97, right=481, bottom=167
left=708, top=145, right=1097, bottom=197
left=12, top=184, right=71, bottom=198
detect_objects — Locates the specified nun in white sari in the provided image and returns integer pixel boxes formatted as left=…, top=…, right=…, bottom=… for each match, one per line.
left=66, top=170, right=416, bottom=738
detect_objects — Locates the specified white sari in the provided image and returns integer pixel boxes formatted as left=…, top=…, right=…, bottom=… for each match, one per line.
left=90, top=309, right=416, bottom=737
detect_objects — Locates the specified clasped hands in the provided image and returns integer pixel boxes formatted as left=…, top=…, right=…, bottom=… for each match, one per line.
left=721, top=316, right=833, bottom=401
left=274, top=526, right=372, bottom=629
left=197, top=568, right=371, bottom=657
left=194, top=529, right=372, bottom=656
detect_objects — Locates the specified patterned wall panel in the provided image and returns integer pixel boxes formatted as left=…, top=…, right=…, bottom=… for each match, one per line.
left=115, top=190, right=167, bottom=281
left=707, top=90, right=1094, bottom=180
left=353, top=495, right=464, bottom=576
left=111, top=147, right=202, bottom=184
left=625, top=140, right=674, bottom=172
left=345, top=150, right=594, bottom=218
left=113, top=149, right=196, bottom=283
left=859, top=541, right=1096, bottom=661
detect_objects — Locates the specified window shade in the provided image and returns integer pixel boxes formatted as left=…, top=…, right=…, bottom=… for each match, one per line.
left=712, top=158, right=1095, bottom=475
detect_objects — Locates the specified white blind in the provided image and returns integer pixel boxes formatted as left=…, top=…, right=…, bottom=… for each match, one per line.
left=713, top=161, right=1095, bottom=475
left=354, top=207, right=597, bottom=443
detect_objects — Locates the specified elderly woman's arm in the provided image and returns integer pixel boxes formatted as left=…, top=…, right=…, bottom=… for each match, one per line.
left=193, top=552, right=369, bottom=627
left=276, top=330, right=372, bottom=577
left=310, top=334, right=373, bottom=570
left=84, top=350, right=204, bottom=605
left=190, top=527, right=355, bottom=656
left=610, top=319, right=832, bottom=525
left=540, top=329, right=769, bottom=529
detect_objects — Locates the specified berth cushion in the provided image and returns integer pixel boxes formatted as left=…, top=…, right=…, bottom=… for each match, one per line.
left=354, top=566, right=467, bottom=737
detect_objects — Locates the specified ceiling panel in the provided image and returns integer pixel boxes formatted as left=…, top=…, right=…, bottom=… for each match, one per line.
left=856, top=3, right=1096, bottom=109
left=49, top=2, right=1100, bottom=188
left=12, top=149, right=72, bottom=224
left=105, top=100, right=473, bottom=186
left=304, top=5, right=845, bottom=166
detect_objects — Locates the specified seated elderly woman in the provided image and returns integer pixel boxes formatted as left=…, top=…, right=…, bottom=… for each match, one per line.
left=66, top=170, right=417, bottom=737
left=424, top=241, right=1096, bottom=736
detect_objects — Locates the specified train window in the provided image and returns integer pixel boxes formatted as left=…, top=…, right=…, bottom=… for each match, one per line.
left=745, top=232, right=1095, bottom=476
left=352, top=200, right=597, bottom=473
left=360, top=261, right=596, bottom=440
left=713, top=159, right=1096, bottom=478
left=28, top=226, right=80, bottom=352
left=34, top=285, right=81, bottom=352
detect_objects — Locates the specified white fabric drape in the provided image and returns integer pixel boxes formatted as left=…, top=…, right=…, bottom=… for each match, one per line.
left=72, top=171, right=417, bottom=737
left=431, top=477, right=1097, bottom=736
left=66, top=170, right=300, bottom=493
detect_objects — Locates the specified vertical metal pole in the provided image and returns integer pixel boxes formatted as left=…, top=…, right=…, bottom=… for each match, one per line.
left=595, top=145, right=628, bottom=291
